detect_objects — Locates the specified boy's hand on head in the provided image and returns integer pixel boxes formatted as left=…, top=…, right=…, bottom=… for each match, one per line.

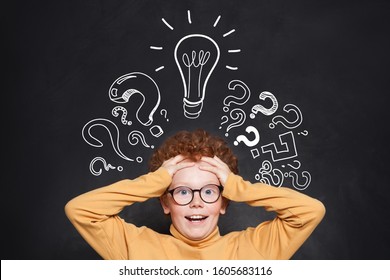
left=161, top=154, right=195, bottom=177
left=199, top=156, right=231, bottom=186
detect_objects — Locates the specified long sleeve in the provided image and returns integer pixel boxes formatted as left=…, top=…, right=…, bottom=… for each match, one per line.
left=64, top=167, right=172, bottom=259
left=222, top=173, right=326, bottom=259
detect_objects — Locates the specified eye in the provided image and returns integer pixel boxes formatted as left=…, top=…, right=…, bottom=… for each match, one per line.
left=204, top=189, right=213, bottom=195
left=202, top=185, right=218, bottom=196
left=174, top=187, right=191, bottom=196
left=179, top=189, right=188, bottom=195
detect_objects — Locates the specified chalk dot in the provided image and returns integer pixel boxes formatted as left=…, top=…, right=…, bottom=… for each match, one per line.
left=250, top=113, right=255, bottom=119
left=151, top=145, right=155, bottom=149
left=234, top=141, right=239, bottom=146
left=225, top=133, right=229, bottom=137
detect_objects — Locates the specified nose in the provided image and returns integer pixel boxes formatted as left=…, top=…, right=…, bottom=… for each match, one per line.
left=189, top=191, right=204, bottom=208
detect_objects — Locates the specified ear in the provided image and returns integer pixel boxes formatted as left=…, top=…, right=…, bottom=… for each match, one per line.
left=160, top=195, right=171, bottom=215
left=219, top=197, right=229, bottom=215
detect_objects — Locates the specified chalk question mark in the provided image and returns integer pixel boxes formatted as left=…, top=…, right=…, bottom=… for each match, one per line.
left=219, top=116, right=229, bottom=129
left=234, top=126, right=260, bottom=147
left=254, top=160, right=284, bottom=187
left=223, top=80, right=251, bottom=112
left=250, top=91, right=278, bottom=118
left=82, top=118, right=140, bottom=162
left=108, top=72, right=161, bottom=126
left=286, top=171, right=311, bottom=191
left=89, top=157, right=123, bottom=176
left=128, top=130, right=154, bottom=149
left=112, top=106, right=132, bottom=125
left=225, top=108, right=246, bottom=136
left=269, top=104, right=303, bottom=129
left=160, top=109, right=169, bottom=122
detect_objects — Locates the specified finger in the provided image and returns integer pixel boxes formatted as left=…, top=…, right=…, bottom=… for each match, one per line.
left=198, top=162, right=216, bottom=172
left=201, top=155, right=230, bottom=172
left=199, top=156, right=219, bottom=167
left=171, top=154, right=187, bottom=164
left=163, top=155, right=187, bottom=167
left=198, top=163, right=229, bottom=186
left=201, top=156, right=229, bottom=171
left=163, top=158, right=194, bottom=177
left=213, top=155, right=226, bottom=165
left=176, top=161, right=195, bottom=170
left=210, top=155, right=230, bottom=168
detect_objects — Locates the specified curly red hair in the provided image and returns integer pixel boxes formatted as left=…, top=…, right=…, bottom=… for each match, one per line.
left=148, top=128, right=239, bottom=174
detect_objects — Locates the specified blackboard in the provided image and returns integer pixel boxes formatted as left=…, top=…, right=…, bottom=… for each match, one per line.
left=5, top=0, right=390, bottom=260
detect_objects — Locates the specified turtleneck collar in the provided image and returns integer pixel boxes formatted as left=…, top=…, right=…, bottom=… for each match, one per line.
left=170, top=224, right=221, bottom=248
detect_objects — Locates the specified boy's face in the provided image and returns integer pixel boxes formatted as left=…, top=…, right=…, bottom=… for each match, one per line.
left=161, top=161, right=227, bottom=241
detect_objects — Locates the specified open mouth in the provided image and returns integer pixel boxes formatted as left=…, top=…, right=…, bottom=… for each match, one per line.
left=185, top=215, right=208, bottom=222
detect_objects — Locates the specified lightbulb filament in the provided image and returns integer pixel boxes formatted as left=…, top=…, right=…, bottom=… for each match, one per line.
left=181, top=50, right=210, bottom=67
left=181, top=50, right=211, bottom=98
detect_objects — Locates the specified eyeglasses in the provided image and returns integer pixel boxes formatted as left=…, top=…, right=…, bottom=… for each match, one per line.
left=167, top=184, right=224, bottom=206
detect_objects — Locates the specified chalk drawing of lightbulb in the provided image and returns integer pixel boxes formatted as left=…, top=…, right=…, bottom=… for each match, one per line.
left=174, top=34, right=220, bottom=119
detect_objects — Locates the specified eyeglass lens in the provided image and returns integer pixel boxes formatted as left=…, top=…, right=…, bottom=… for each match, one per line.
left=171, top=184, right=221, bottom=205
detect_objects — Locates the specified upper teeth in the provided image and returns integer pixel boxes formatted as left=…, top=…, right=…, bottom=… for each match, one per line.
left=190, top=215, right=204, bottom=219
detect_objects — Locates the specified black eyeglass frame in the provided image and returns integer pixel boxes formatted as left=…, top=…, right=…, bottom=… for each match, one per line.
left=166, top=184, right=224, bottom=206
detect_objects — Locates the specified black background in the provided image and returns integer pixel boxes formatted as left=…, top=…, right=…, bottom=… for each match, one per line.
left=4, top=0, right=390, bottom=259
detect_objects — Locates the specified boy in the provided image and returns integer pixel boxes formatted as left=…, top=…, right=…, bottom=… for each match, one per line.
left=65, top=128, right=325, bottom=259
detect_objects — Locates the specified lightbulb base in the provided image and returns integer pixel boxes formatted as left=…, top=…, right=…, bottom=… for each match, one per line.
left=183, top=98, right=203, bottom=119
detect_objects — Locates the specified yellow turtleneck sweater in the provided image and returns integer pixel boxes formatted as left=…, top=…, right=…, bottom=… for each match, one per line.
left=65, top=167, right=325, bottom=260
